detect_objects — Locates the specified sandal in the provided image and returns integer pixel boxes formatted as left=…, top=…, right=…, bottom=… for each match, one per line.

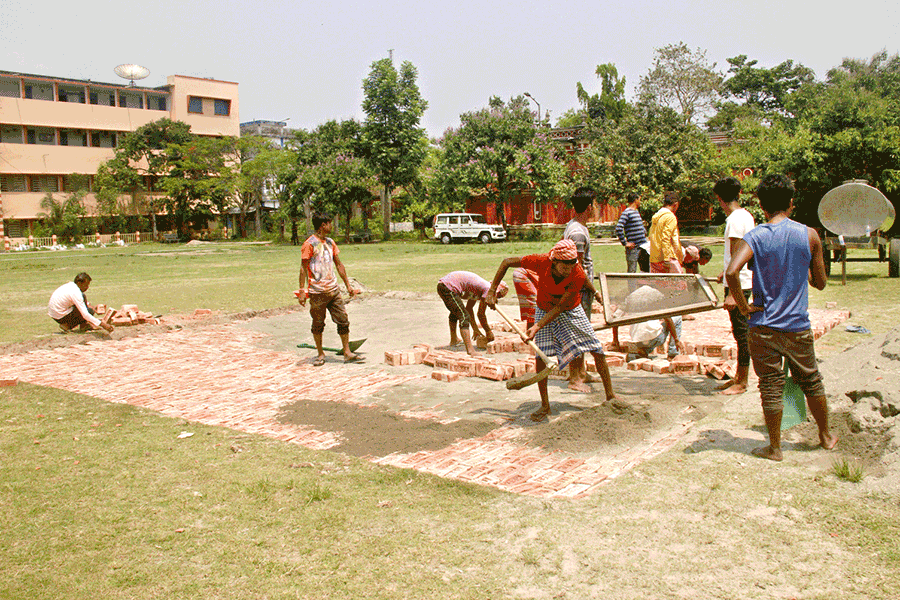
left=313, top=356, right=326, bottom=367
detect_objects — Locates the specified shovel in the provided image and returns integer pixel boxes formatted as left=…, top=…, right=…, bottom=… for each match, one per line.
left=296, top=338, right=367, bottom=356
left=492, top=305, right=558, bottom=390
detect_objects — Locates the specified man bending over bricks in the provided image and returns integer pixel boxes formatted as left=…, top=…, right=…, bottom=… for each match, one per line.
left=48, top=272, right=114, bottom=334
left=297, top=213, right=361, bottom=366
left=437, top=271, right=508, bottom=356
left=486, top=239, right=616, bottom=422
left=726, top=174, right=837, bottom=461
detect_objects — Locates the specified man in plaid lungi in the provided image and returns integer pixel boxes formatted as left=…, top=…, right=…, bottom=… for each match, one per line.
left=487, top=240, right=617, bottom=421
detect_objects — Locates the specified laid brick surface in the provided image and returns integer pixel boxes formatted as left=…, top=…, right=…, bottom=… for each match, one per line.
left=0, top=309, right=849, bottom=500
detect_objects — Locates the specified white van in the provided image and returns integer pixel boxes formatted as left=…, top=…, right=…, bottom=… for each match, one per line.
left=433, top=213, right=507, bottom=244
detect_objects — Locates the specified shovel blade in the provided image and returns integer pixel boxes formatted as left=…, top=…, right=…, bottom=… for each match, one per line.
left=506, top=366, right=553, bottom=390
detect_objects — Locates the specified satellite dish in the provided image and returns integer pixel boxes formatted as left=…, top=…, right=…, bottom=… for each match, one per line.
left=818, top=180, right=895, bottom=236
left=114, top=64, right=150, bottom=86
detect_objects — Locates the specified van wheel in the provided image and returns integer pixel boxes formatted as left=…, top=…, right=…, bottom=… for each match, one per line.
left=479, top=232, right=491, bottom=244
left=440, top=233, right=452, bottom=245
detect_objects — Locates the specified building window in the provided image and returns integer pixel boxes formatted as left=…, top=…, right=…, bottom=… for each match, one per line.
left=0, top=174, right=27, bottom=192
left=30, top=175, right=59, bottom=193
left=62, top=175, right=92, bottom=192
left=188, top=96, right=203, bottom=114
left=0, top=77, right=21, bottom=98
left=1, top=124, right=24, bottom=144
left=26, top=127, right=56, bottom=145
left=214, top=99, right=231, bottom=116
left=148, top=95, right=168, bottom=111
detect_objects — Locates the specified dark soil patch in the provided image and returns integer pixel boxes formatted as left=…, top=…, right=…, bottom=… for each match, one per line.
left=278, top=398, right=497, bottom=457
left=528, top=397, right=707, bottom=454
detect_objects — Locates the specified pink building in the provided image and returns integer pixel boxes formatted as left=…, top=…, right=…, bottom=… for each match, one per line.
left=0, top=69, right=240, bottom=241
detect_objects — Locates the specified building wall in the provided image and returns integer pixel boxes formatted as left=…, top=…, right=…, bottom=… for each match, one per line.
left=0, top=70, right=239, bottom=233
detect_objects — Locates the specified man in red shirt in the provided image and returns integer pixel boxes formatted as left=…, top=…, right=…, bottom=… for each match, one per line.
left=486, top=239, right=616, bottom=421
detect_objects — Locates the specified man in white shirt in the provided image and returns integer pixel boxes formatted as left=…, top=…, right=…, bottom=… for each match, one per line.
left=626, top=316, right=685, bottom=361
left=714, top=177, right=755, bottom=394
left=48, top=273, right=113, bottom=333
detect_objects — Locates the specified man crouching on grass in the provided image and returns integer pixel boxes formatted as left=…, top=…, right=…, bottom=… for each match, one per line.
left=726, top=174, right=837, bottom=461
left=486, top=239, right=616, bottom=422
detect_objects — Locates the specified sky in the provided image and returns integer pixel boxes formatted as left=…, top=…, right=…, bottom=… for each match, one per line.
left=3, top=0, right=899, bottom=138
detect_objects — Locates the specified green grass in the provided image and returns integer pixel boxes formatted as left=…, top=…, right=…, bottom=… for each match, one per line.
left=832, top=458, right=866, bottom=483
left=2, top=239, right=900, bottom=598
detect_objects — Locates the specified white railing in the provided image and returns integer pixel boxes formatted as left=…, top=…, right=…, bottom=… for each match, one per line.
left=4, top=231, right=151, bottom=249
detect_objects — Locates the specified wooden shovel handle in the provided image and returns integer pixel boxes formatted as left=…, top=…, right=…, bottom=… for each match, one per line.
left=492, top=305, right=556, bottom=367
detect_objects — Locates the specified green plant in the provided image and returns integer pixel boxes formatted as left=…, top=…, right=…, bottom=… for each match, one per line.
left=832, top=458, right=865, bottom=483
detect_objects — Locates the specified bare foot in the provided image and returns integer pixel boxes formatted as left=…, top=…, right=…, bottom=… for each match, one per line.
left=567, top=380, right=591, bottom=393
left=820, top=432, right=838, bottom=450
left=530, top=407, right=551, bottom=422
left=581, top=372, right=600, bottom=383
left=715, top=379, right=736, bottom=391
left=718, top=382, right=748, bottom=395
left=751, top=445, right=783, bottom=461
left=343, top=353, right=364, bottom=363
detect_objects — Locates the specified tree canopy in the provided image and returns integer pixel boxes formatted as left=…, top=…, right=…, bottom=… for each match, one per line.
left=433, top=96, right=570, bottom=228
left=639, top=43, right=722, bottom=125
left=362, top=58, right=428, bottom=238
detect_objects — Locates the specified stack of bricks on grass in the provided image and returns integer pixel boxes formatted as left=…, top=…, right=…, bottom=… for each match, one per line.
left=95, top=303, right=159, bottom=327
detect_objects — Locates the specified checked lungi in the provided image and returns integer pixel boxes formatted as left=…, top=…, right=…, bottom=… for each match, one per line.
left=533, top=305, right=604, bottom=370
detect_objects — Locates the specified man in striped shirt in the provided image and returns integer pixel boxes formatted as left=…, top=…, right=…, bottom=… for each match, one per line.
left=615, top=193, right=649, bottom=273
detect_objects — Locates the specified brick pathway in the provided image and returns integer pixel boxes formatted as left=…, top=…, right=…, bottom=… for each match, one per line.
left=0, top=308, right=849, bottom=499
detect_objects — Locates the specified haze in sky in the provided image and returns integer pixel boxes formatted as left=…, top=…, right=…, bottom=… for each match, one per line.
left=3, top=0, right=898, bottom=137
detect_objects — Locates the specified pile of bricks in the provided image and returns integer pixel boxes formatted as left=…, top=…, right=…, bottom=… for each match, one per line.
left=384, top=307, right=851, bottom=384
left=385, top=343, right=536, bottom=383
left=96, top=304, right=160, bottom=327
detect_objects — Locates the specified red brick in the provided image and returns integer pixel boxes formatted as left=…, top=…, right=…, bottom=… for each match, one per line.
left=431, top=369, right=460, bottom=382
left=384, top=351, right=404, bottom=366
left=0, top=377, right=18, bottom=387
left=650, top=359, right=671, bottom=374
left=451, top=359, right=478, bottom=377
left=627, top=358, right=650, bottom=371
left=193, top=308, right=212, bottom=316
left=604, top=354, right=625, bottom=368
left=704, top=344, right=725, bottom=358
left=478, top=363, right=507, bottom=381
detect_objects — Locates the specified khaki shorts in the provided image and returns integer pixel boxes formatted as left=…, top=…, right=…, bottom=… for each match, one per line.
left=748, top=325, right=825, bottom=415
left=309, top=289, right=350, bottom=336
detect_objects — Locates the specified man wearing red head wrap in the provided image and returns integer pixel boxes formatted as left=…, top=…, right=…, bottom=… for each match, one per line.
left=486, top=240, right=617, bottom=422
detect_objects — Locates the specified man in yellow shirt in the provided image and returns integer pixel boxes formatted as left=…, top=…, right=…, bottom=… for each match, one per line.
left=649, top=193, right=684, bottom=273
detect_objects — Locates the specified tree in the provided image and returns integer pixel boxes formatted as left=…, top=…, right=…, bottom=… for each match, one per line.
left=638, top=43, right=723, bottom=125
left=38, top=189, right=86, bottom=242
left=576, top=63, right=628, bottom=123
left=576, top=102, right=716, bottom=207
left=279, top=120, right=376, bottom=242
left=713, top=55, right=816, bottom=128
left=95, top=119, right=193, bottom=237
left=232, top=135, right=289, bottom=238
left=717, top=52, right=900, bottom=229
left=159, top=136, right=237, bottom=236
left=362, top=57, right=428, bottom=239
left=434, top=95, right=570, bottom=228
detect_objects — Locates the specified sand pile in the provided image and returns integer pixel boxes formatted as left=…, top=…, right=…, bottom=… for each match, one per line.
left=820, top=327, right=900, bottom=481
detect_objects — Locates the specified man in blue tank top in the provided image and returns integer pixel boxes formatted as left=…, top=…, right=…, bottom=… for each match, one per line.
left=725, top=174, right=837, bottom=461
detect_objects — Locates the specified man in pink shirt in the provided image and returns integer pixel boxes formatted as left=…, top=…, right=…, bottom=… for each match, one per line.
left=437, top=271, right=508, bottom=356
